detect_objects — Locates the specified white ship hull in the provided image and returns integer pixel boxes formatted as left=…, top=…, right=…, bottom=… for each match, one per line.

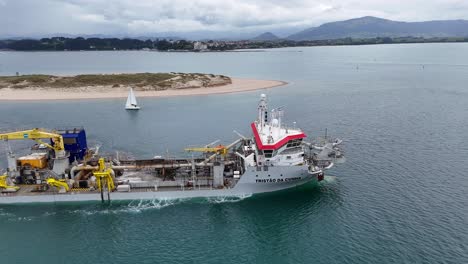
left=0, top=166, right=318, bottom=204
left=125, top=106, right=141, bottom=110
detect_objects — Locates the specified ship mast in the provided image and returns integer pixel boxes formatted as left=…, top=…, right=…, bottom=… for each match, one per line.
left=258, top=94, right=268, bottom=132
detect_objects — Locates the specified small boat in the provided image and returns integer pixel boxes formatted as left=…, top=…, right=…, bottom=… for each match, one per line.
left=125, top=88, right=140, bottom=110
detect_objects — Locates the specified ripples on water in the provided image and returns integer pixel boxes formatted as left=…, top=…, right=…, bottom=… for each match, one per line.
left=0, top=44, right=467, bottom=263
left=0, top=179, right=345, bottom=263
left=0, top=180, right=333, bottom=219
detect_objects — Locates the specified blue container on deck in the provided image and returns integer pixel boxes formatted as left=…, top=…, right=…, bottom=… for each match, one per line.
left=54, top=128, right=88, bottom=163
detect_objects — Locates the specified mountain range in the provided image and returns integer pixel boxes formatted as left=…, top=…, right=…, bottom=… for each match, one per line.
left=251, top=32, right=280, bottom=41
left=5, top=16, right=468, bottom=42
left=287, top=16, right=468, bottom=41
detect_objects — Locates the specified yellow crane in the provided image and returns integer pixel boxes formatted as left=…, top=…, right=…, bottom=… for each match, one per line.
left=0, top=128, right=65, bottom=157
left=184, top=145, right=228, bottom=156
left=185, top=138, right=243, bottom=165
left=0, top=128, right=69, bottom=174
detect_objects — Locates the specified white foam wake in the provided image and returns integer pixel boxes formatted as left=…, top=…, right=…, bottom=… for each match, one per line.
left=206, top=194, right=253, bottom=204
left=66, top=198, right=186, bottom=215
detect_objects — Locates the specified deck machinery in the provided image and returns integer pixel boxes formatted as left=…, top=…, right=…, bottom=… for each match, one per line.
left=0, top=95, right=345, bottom=203
left=0, top=128, right=88, bottom=184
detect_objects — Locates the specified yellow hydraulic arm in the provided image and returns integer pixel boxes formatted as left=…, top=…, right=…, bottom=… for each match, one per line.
left=185, top=145, right=228, bottom=155
left=93, top=158, right=115, bottom=191
left=0, top=128, right=65, bottom=154
left=0, top=174, right=19, bottom=191
left=46, top=178, right=70, bottom=192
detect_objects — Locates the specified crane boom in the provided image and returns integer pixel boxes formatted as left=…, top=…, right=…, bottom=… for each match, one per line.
left=0, top=128, right=65, bottom=153
left=185, top=138, right=243, bottom=165
left=200, top=138, right=243, bottom=165
left=185, top=145, right=228, bottom=155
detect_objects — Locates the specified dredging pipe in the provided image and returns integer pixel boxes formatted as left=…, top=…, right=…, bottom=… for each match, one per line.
left=70, top=161, right=235, bottom=179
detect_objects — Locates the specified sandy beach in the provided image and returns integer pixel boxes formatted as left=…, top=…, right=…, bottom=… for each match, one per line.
left=0, top=78, right=286, bottom=101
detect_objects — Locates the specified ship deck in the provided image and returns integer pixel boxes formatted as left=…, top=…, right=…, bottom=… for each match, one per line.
left=1, top=184, right=228, bottom=197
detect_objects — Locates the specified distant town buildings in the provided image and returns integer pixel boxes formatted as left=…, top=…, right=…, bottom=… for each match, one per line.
left=193, top=41, right=208, bottom=51
left=2, top=36, right=468, bottom=52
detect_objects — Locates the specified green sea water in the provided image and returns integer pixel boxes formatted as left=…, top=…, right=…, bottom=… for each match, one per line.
left=0, top=44, right=467, bottom=263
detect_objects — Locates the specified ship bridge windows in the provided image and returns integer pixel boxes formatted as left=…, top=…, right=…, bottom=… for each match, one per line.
left=263, top=150, right=278, bottom=158
left=286, top=139, right=302, bottom=148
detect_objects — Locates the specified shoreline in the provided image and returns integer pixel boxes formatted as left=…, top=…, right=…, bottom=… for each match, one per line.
left=2, top=40, right=468, bottom=54
left=0, top=78, right=287, bottom=101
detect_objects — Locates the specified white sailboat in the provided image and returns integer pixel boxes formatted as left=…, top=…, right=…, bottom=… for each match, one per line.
left=125, top=88, right=140, bottom=110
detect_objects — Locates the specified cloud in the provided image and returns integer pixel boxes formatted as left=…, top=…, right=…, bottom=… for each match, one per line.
left=1, top=0, right=467, bottom=38
left=74, top=13, right=109, bottom=23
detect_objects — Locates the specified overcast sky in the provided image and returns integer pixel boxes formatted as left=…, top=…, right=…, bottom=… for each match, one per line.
left=1, top=0, right=468, bottom=38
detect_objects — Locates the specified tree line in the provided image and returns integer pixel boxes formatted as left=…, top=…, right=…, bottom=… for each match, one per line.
left=1, top=36, right=467, bottom=51
left=0, top=37, right=194, bottom=51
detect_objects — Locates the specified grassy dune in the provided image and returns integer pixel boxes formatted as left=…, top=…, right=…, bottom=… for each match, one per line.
left=0, top=73, right=231, bottom=90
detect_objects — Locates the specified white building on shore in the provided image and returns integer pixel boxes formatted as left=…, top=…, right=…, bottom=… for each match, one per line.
left=193, top=41, right=208, bottom=51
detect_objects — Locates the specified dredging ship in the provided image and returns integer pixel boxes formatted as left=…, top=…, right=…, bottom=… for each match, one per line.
left=0, top=94, right=344, bottom=204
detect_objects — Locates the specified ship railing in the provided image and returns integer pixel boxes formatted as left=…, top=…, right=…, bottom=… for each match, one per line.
left=54, top=127, right=85, bottom=133
left=280, top=147, right=303, bottom=154
left=0, top=127, right=50, bottom=133
left=280, top=125, right=303, bottom=133
left=0, top=126, right=84, bottom=134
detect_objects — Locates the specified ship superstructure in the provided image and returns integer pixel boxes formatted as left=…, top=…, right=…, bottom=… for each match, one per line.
left=0, top=95, right=344, bottom=204
left=249, top=94, right=307, bottom=167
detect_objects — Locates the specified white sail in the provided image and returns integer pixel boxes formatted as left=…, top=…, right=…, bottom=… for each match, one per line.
left=125, top=88, right=140, bottom=110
